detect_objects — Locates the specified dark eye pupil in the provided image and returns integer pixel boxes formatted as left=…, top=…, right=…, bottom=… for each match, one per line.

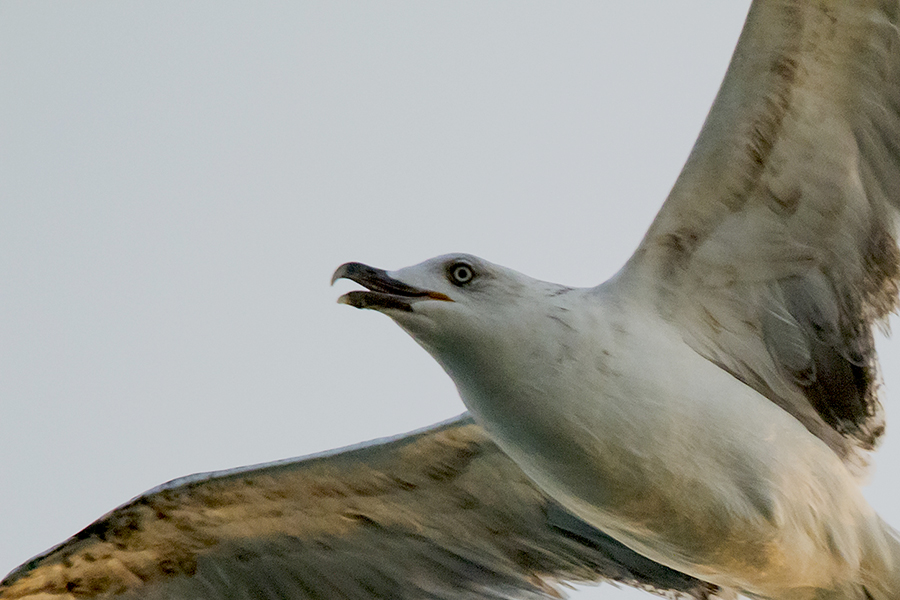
left=450, top=264, right=473, bottom=284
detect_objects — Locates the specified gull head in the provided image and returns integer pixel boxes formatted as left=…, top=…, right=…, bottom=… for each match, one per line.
left=331, top=253, right=582, bottom=385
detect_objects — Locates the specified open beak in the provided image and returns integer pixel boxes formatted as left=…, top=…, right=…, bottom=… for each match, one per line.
left=331, top=262, right=453, bottom=312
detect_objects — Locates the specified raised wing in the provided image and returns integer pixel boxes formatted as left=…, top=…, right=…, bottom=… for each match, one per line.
left=626, top=0, right=900, bottom=468
left=0, top=415, right=718, bottom=600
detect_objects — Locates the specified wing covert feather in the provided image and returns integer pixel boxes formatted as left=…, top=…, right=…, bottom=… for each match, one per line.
left=0, top=415, right=718, bottom=600
left=627, top=0, right=900, bottom=467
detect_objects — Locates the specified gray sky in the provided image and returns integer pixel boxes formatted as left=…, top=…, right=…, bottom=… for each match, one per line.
left=2, top=3, right=898, bottom=599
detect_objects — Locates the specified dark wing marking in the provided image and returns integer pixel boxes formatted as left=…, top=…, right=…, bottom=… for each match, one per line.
left=626, top=0, right=900, bottom=469
left=0, top=415, right=720, bottom=600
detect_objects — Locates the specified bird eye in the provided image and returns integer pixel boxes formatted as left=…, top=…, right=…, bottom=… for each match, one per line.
left=448, top=262, right=475, bottom=286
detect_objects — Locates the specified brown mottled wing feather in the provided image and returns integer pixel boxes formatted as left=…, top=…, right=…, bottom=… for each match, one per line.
left=627, top=0, right=900, bottom=468
left=0, top=415, right=719, bottom=600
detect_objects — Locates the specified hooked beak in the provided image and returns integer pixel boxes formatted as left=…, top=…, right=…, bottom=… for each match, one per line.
left=331, top=262, right=453, bottom=312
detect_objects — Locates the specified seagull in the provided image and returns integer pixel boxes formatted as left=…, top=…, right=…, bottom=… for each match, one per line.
left=2, top=2, right=899, bottom=600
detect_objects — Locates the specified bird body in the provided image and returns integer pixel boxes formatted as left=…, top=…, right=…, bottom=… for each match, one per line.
left=335, top=254, right=900, bottom=599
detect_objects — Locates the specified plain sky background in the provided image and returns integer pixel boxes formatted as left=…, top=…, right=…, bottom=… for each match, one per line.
left=2, top=3, right=899, bottom=599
